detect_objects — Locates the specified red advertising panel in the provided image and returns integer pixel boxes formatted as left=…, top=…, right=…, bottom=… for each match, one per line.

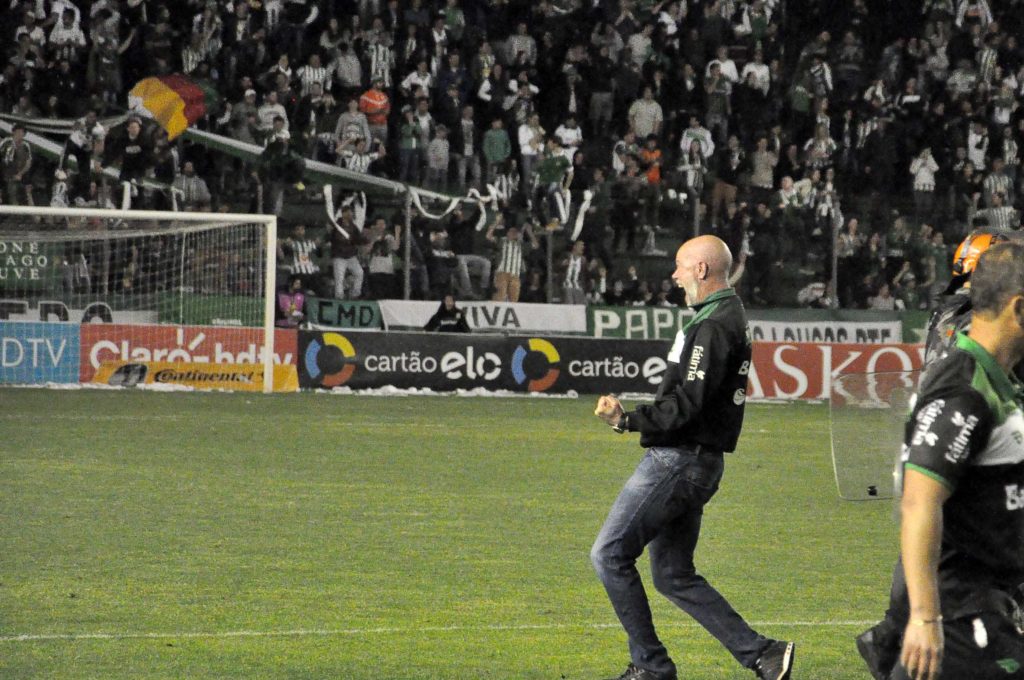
left=749, top=342, right=925, bottom=400
left=79, top=324, right=298, bottom=381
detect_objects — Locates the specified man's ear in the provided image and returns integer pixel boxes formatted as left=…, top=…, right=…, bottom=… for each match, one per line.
left=1015, top=296, right=1024, bottom=329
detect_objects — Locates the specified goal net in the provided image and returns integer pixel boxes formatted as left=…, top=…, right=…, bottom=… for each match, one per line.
left=0, top=205, right=286, bottom=393
left=830, top=370, right=919, bottom=501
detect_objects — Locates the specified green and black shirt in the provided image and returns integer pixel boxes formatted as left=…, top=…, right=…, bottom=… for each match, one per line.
left=624, top=287, right=752, bottom=452
left=902, top=332, right=1024, bottom=616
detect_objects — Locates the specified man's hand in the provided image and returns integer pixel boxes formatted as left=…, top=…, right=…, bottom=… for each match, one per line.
left=594, top=394, right=624, bottom=425
left=899, top=621, right=943, bottom=680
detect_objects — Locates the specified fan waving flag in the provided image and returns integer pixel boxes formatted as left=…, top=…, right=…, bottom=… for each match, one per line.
left=128, top=75, right=219, bottom=140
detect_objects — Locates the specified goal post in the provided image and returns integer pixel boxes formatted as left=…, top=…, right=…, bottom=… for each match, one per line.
left=0, top=205, right=281, bottom=393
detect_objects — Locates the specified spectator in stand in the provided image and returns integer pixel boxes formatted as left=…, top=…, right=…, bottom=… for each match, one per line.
left=425, top=125, right=450, bottom=192
left=533, top=137, right=572, bottom=229
left=628, top=86, right=663, bottom=140
left=911, top=147, right=940, bottom=224
left=329, top=204, right=366, bottom=300
left=980, top=191, right=1018, bottom=232
left=559, top=239, right=588, bottom=305
left=447, top=205, right=490, bottom=299
left=359, top=77, right=391, bottom=144
left=278, top=222, right=322, bottom=288
left=679, top=115, right=715, bottom=160
left=482, top=118, right=511, bottom=184
left=710, top=135, right=745, bottom=229
left=638, top=135, right=664, bottom=233
left=554, top=115, right=584, bottom=164
left=257, top=91, right=289, bottom=137
left=518, top=112, right=545, bottom=193
left=336, top=134, right=385, bottom=175
left=366, top=216, right=402, bottom=299
left=982, top=157, right=1013, bottom=208
left=335, top=98, right=372, bottom=146
left=172, top=161, right=212, bottom=212
left=452, top=104, right=481, bottom=192
left=397, top=105, right=420, bottom=184
left=1, top=124, right=33, bottom=206
left=487, top=219, right=536, bottom=303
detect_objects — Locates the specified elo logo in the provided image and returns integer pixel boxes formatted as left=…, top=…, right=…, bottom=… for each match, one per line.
left=304, top=332, right=356, bottom=387
left=511, top=338, right=560, bottom=392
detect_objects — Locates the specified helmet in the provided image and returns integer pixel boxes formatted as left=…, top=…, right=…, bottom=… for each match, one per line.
left=952, top=231, right=1007, bottom=277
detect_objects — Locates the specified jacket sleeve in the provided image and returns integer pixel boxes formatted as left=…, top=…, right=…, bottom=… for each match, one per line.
left=629, top=319, right=729, bottom=434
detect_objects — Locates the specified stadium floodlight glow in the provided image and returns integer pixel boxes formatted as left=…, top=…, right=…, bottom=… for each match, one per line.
left=0, top=205, right=278, bottom=393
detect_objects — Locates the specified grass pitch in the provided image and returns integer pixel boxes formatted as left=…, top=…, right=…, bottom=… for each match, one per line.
left=0, top=389, right=896, bottom=679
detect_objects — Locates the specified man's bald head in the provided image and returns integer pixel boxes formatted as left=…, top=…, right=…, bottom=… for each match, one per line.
left=672, top=235, right=734, bottom=306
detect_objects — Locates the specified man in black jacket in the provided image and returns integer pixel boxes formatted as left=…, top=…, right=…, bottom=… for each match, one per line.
left=592, top=235, right=795, bottom=680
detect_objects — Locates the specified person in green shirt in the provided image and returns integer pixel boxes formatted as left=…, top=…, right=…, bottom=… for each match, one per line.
left=482, top=118, right=511, bottom=183
left=398, top=106, right=420, bottom=184
left=534, top=137, right=573, bottom=229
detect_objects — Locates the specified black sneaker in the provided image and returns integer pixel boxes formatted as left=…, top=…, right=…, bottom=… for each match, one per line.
left=754, top=640, right=795, bottom=680
left=856, top=624, right=900, bottom=680
left=604, top=663, right=676, bottom=680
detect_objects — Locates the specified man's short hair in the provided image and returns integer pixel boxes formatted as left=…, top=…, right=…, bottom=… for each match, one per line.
left=971, top=242, right=1024, bottom=316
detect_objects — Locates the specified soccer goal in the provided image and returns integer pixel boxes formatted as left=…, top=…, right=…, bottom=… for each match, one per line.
left=0, top=205, right=289, bottom=393
left=829, top=370, right=919, bottom=501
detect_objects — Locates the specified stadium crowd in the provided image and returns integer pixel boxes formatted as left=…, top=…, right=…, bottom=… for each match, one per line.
left=1, top=0, right=1022, bottom=311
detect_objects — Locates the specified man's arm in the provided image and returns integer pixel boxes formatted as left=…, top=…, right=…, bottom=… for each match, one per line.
left=899, top=469, right=949, bottom=680
left=898, top=389, right=993, bottom=680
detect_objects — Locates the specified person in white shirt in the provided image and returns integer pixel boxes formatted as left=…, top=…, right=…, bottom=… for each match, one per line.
left=518, top=113, right=545, bottom=191
left=740, top=49, right=770, bottom=95
left=257, top=91, right=289, bottom=133
left=967, top=118, right=989, bottom=170
left=554, top=115, right=584, bottom=162
left=47, top=8, right=86, bottom=61
left=400, top=59, right=433, bottom=98
left=910, top=147, right=939, bottom=223
left=705, top=45, right=739, bottom=83
left=679, top=116, right=715, bottom=159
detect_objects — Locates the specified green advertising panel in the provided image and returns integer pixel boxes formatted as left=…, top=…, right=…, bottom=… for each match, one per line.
left=306, top=297, right=383, bottom=329
left=0, top=239, right=63, bottom=291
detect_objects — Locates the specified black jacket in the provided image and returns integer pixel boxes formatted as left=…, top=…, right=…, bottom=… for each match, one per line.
left=624, top=288, right=751, bottom=452
left=425, top=303, right=471, bottom=333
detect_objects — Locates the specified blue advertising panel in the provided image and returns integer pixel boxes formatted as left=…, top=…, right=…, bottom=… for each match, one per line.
left=0, top=322, right=80, bottom=384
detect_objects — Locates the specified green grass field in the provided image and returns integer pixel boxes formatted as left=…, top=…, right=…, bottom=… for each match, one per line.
left=0, top=389, right=896, bottom=679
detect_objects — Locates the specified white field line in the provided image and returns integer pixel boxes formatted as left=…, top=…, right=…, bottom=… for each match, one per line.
left=0, top=620, right=876, bottom=643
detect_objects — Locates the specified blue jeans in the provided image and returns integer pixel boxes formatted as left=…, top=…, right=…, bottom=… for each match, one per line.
left=591, top=446, right=769, bottom=677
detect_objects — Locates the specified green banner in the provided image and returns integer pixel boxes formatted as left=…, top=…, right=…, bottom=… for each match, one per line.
left=156, top=293, right=263, bottom=326
left=0, top=240, right=62, bottom=291
left=901, top=311, right=929, bottom=344
left=307, top=297, right=382, bottom=329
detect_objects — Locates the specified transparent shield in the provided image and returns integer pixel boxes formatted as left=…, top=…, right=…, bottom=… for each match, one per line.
left=829, top=371, right=920, bottom=501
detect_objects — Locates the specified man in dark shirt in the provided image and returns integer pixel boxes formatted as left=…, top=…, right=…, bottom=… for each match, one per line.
left=857, top=230, right=1010, bottom=680
left=894, top=242, right=1024, bottom=680
left=592, top=235, right=795, bottom=680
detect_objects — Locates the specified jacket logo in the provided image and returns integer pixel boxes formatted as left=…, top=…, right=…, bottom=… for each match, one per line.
left=687, top=345, right=705, bottom=381
left=945, top=411, right=980, bottom=463
left=911, top=399, right=945, bottom=448
left=1006, top=484, right=1024, bottom=511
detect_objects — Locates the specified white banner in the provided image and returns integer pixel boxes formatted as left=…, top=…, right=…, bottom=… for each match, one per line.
left=749, top=320, right=902, bottom=345
left=378, top=300, right=587, bottom=334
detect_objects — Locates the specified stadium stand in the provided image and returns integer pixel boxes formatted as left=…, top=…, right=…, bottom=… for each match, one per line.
left=0, top=0, right=1018, bottom=309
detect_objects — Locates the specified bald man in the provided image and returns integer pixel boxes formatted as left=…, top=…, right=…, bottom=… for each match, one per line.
left=592, top=236, right=795, bottom=680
